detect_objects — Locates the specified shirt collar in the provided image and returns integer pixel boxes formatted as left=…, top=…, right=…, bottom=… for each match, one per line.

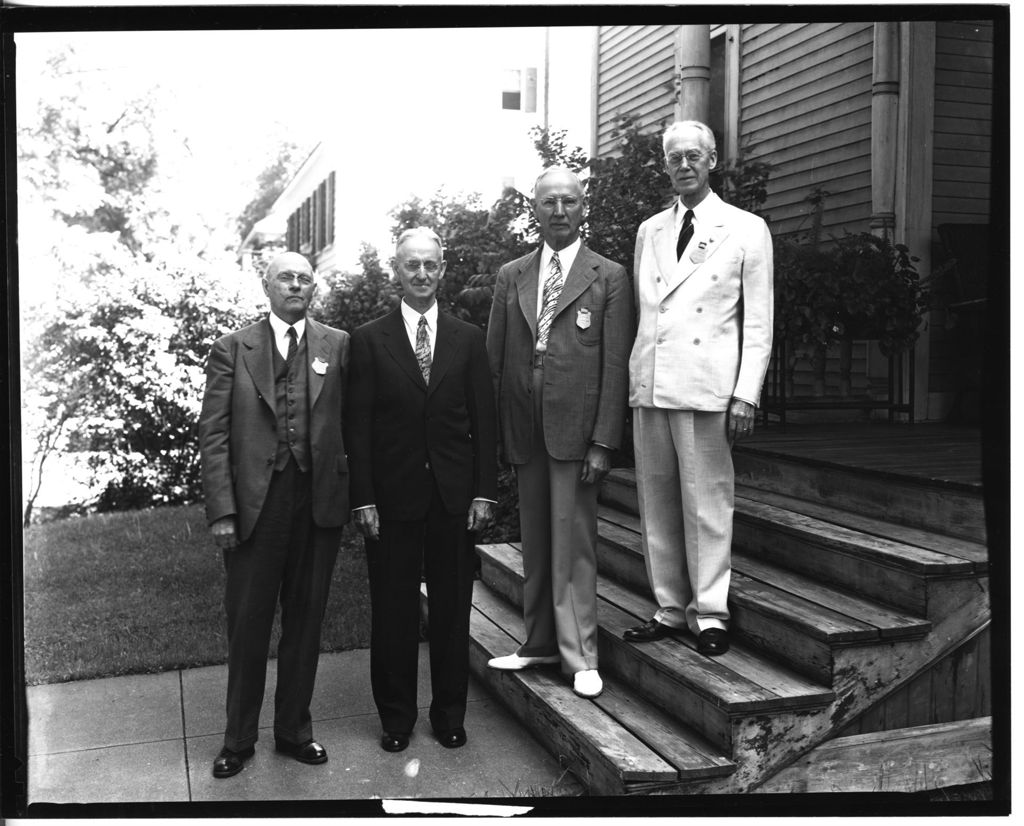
left=268, top=312, right=306, bottom=341
left=541, top=236, right=582, bottom=275
left=401, top=299, right=438, bottom=330
left=674, top=191, right=714, bottom=232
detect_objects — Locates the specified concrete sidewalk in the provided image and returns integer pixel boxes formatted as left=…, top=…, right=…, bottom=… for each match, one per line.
left=26, top=644, right=582, bottom=804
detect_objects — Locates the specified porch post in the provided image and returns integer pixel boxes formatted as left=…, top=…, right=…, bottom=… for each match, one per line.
left=896, top=22, right=936, bottom=421
left=675, top=25, right=711, bottom=122
left=868, top=22, right=901, bottom=413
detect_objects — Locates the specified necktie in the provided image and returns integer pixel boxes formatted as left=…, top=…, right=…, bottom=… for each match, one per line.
left=676, top=209, right=695, bottom=260
left=415, top=315, right=432, bottom=384
left=285, top=326, right=298, bottom=366
left=536, top=251, right=563, bottom=350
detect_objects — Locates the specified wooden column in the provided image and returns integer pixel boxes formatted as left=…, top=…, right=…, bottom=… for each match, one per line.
left=871, top=22, right=900, bottom=236
left=675, top=25, right=711, bottom=122
left=896, top=22, right=936, bottom=420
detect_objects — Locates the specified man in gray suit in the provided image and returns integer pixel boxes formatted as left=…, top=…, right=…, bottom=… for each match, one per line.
left=623, top=120, right=773, bottom=656
left=199, top=251, right=349, bottom=778
left=486, top=167, right=634, bottom=699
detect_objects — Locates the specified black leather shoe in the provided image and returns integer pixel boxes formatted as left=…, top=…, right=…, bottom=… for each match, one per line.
left=275, top=738, right=328, bottom=764
left=435, top=727, right=467, bottom=749
left=381, top=732, right=410, bottom=752
left=697, top=628, right=730, bottom=656
left=212, top=745, right=254, bottom=778
left=623, top=618, right=674, bottom=642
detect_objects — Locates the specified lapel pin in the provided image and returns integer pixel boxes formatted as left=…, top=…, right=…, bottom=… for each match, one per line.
left=576, top=307, right=592, bottom=329
left=312, top=357, right=328, bottom=375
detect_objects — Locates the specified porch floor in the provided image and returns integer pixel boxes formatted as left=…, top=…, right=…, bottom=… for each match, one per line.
left=741, top=422, right=983, bottom=489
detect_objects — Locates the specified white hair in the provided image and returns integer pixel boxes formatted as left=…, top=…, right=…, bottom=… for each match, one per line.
left=395, top=226, right=444, bottom=258
left=662, top=120, right=717, bottom=154
left=532, top=165, right=585, bottom=197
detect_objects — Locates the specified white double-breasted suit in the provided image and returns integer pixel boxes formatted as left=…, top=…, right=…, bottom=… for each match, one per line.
left=629, top=190, right=773, bottom=633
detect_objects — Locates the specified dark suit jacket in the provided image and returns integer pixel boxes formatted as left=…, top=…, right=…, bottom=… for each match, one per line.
left=347, top=307, right=498, bottom=521
left=486, top=244, right=635, bottom=463
left=198, top=316, right=350, bottom=542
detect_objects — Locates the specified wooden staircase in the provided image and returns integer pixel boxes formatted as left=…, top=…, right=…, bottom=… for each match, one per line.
left=455, top=442, right=990, bottom=794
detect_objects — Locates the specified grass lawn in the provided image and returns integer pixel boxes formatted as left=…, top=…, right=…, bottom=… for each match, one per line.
left=23, top=504, right=372, bottom=685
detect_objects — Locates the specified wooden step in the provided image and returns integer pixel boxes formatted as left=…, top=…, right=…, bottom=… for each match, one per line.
left=477, top=543, right=833, bottom=757
left=596, top=506, right=930, bottom=683
left=601, top=468, right=979, bottom=616
left=732, top=445, right=986, bottom=543
left=753, top=716, right=993, bottom=794
left=463, top=580, right=736, bottom=793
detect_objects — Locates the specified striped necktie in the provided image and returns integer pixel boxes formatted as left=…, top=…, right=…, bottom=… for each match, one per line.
left=536, top=251, right=563, bottom=350
left=415, top=315, right=432, bottom=384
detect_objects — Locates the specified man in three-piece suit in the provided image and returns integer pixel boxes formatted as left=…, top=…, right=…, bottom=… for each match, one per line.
left=347, top=227, right=497, bottom=753
left=199, top=251, right=349, bottom=778
left=623, top=120, right=774, bottom=656
left=486, top=167, right=634, bottom=699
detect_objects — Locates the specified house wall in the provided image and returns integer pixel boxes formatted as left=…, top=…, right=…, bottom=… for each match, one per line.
left=926, top=19, right=994, bottom=420
left=594, top=25, right=677, bottom=157
left=742, top=22, right=874, bottom=241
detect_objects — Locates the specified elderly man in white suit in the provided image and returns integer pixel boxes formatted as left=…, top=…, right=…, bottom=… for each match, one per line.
left=623, top=120, right=773, bottom=656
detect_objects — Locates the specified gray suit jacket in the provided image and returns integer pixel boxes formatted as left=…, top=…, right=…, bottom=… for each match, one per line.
left=487, top=244, right=634, bottom=463
left=198, top=316, right=350, bottom=542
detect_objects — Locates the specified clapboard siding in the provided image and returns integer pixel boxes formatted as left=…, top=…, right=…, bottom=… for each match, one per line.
left=595, top=25, right=678, bottom=156
left=741, top=23, right=873, bottom=240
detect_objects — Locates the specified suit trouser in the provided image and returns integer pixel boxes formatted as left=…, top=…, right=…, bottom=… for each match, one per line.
left=632, top=406, right=733, bottom=634
left=515, top=365, right=600, bottom=675
left=365, top=484, right=475, bottom=735
left=222, top=457, right=341, bottom=751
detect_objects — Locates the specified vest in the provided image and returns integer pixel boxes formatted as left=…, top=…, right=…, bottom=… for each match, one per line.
left=272, top=333, right=312, bottom=472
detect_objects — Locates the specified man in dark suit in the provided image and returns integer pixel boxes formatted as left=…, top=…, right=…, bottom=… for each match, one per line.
left=198, top=251, right=350, bottom=778
left=347, top=227, right=497, bottom=753
left=485, top=167, right=634, bottom=699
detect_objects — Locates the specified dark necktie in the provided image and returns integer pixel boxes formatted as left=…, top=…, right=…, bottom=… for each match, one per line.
left=536, top=251, right=563, bottom=350
left=285, top=326, right=298, bottom=366
left=676, top=209, right=695, bottom=260
left=415, top=315, right=432, bottom=384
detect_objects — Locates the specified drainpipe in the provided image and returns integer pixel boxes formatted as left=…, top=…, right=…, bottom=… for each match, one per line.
left=675, top=25, right=711, bottom=122
left=871, top=22, right=900, bottom=237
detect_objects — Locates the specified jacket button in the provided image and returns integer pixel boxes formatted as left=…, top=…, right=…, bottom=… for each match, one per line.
left=266, top=458, right=273, bottom=466
left=693, top=338, right=701, bottom=345
left=660, top=305, right=667, bottom=313
left=425, top=461, right=431, bottom=470
left=696, top=307, right=703, bottom=313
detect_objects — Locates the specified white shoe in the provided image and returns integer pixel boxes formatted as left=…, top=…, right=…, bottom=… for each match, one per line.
left=487, top=653, right=560, bottom=670
left=572, top=669, right=603, bottom=698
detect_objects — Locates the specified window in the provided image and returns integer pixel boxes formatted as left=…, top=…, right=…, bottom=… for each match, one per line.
left=287, top=173, right=336, bottom=259
left=501, top=69, right=522, bottom=110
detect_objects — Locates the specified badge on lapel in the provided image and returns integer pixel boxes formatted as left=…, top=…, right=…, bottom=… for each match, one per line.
left=576, top=307, right=592, bottom=330
left=312, top=357, right=329, bottom=375
left=690, top=239, right=710, bottom=264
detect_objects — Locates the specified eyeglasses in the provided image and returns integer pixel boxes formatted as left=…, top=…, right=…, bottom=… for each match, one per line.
left=666, top=150, right=710, bottom=168
left=275, top=273, right=314, bottom=286
left=400, top=260, right=442, bottom=274
left=538, top=196, right=581, bottom=209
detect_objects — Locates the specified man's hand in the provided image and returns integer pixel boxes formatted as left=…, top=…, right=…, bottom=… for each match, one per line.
left=579, top=444, right=612, bottom=485
left=467, top=500, right=494, bottom=532
left=211, top=516, right=239, bottom=550
left=727, top=399, right=756, bottom=443
left=354, top=506, right=380, bottom=541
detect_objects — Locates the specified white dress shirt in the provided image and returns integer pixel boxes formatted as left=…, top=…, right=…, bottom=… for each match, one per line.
left=400, top=299, right=438, bottom=355
left=268, top=312, right=306, bottom=359
left=535, top=236, right=581, bottom=319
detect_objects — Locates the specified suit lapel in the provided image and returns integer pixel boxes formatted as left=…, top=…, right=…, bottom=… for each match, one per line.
left=513, top=249, right=542, bottom=338
left=241, top=319, right=276, bottom=413
left=427, top=312, right=458, bottom=396
left=305, top=318, right=329, bottom=409
left=381, top=307, right=429, bottom=391
left=553, top=245, right=599, bottom=317
left=661, top=193, right=732, bottom=297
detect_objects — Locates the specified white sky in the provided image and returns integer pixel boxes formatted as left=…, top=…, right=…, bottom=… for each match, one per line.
left=16, top=27, right=593, bottom=269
